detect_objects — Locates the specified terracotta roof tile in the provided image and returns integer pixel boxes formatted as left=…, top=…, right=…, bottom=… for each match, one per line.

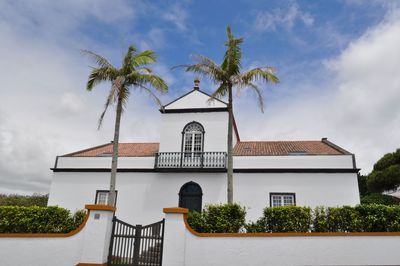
left=67, top=143, right=159, bottom=157
left=233, top=141, right=344, bottom=156
left=65, top=140, right=346, bottom=157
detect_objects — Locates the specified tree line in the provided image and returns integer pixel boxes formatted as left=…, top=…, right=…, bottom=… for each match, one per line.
left=359, top=148, right=400, bottom=205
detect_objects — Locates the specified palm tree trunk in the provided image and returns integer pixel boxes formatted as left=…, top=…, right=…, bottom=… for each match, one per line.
left=108, top=96, right=123, bottom=206
left=227, top=85, right=234, bottom=203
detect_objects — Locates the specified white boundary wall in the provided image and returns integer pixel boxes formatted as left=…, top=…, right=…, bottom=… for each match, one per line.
left=163, top=210, right=400, bottom=266
left=0, top=206, right=113, bottom=266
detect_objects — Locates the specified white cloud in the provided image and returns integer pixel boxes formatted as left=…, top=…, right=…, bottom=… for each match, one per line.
left=237, top=9, right=400, bottom=174
left=162, top=3, right=188, bottom=31
left=138, top=28, right=167, bottom=51
left=0, top=1, right=170, bottom=194
left=254, top=2, right=314, bottom=32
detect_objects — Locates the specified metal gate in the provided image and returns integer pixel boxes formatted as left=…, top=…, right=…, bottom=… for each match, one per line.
left=108, top=217, right=165, bottom=266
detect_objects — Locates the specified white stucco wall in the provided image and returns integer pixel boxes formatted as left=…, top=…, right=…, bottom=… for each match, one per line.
left=0, top=233, right=84, bottom=266
left=159, top=112, right=229, bottom=153
left=55, top=154, right=354, bottom=169
left=163, top=212, right=400, bottom=266
left=56, top=156, right=155, bottom=169
left=235, top=173, right=360, bottom=221
left=49, top=170, right=359, bottom=224
left=48, top=172, right=227, bottom=225
left=234, top=155, right=354, bottom=168
left=0, top=208, right=113, bottom=266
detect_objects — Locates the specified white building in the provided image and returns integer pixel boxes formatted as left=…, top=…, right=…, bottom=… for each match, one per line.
left=48, top=82, right=360, bottom=224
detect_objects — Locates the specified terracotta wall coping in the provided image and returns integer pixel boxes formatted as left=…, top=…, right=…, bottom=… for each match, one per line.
left=163, top=207, right=189, bottom=214
left=76, top=263, right=107, bottom=266
left=85, top=204, right=116, bottom=212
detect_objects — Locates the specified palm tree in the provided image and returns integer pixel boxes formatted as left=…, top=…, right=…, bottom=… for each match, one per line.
left=82, top=45, right=168, bottom=206
left=178, top=26, right=279, bottom=203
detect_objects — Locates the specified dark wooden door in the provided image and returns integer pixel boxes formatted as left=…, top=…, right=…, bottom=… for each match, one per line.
left=179, top=181, right=202, bottom=213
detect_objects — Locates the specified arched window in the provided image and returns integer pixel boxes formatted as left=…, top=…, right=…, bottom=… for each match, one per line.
left=182, top=122, right=204, bottom=156
left=179, top=181, right=203, bottom=213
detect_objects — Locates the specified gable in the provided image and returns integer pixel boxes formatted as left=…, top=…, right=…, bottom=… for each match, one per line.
left=163, top=89, right=227, bottom=110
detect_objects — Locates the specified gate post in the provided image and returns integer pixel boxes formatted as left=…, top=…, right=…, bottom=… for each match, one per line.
left=162, top=207, right=188, bottom=266
left=79, top=204, right=115, bottom=265
left=132, top=225, right=142, bottom=266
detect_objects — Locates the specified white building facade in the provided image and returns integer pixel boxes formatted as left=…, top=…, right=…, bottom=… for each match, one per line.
left=48, top=84, right=360, bottom=224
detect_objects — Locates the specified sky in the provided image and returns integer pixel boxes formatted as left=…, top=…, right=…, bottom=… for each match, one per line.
left=0, top=0, right=400, bottom=194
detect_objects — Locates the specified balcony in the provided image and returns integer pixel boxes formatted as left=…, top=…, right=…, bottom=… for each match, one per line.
left=155, top=152, right=227, bottom=169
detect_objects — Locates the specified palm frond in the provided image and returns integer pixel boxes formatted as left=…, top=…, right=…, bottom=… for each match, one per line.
left=136, top=84, right=164, bottom=107
left=86, top=67, right=118, bottom=91
left=119, top=86, right=130, bottom=114
left=128, top=72, right=168, bottom=93
left=241, top=67, right=279, bottom=84
left=81, top=50, right=114, bottom=69
left=131, top=50, right=157, bottom=67
left=222, top=26, right=243, bottom=76
left=98, top=85, right=118, bottom=129
left=237, top=82, right=265, bottom=112
left=186, top=64, right=223, bottom=84
left=123, top=45, right=138, bottom=69
left=175, top=55, right=226, bottom=85
left=137, top=67, right=153, bottom=74
left=209, top=83, right=228, bottom=100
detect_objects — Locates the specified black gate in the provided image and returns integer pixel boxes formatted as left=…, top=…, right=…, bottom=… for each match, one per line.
left=108, top=217, right=165, bottom=266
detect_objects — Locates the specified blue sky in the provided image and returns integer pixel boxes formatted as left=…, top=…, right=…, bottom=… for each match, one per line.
left=1, top=0, right=400, bottom=193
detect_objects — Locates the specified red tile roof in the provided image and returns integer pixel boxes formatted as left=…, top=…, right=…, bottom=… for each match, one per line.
left=67, top=143, right=159, bottom=157
left=64, top=140, right=346, bottom=157
left=233, top=141, right=344, bottom=156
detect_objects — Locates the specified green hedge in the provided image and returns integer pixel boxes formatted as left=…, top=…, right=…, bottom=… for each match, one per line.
left=245, top=206, right=313, bottom=233
left=0, top=206, right=86, bottom=233
left=263, top=206, right=312, bottom=232
left=187, top=203, right=246, bottom=233
left=188, top=203, right=400, bottom=233
left=313, top=206, right=362, bottom=232
left=0, top=194, right=48, bottom=207
left=247, top=204, right=400, bottom=233
left=360, top=193, right=400, bottom=205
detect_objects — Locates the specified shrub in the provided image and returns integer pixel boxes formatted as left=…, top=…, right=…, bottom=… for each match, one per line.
left=244, top=218, right=266, bottom=233
left=312, top=206, right=362, bottom=232
left=360, top=193, right=400, bottom=205
left=355, top=204, right=400, bottom=232
left=187, top=203, right=246, bottom=233
left=0, top=206, right=86, bottom=233
left=190, top=204, right=400, bottom=233
left=247, top=204, right=400, bottom=233
left=0, top=194, right=48, bottom=207
left=263, top=206, right=312, bottom=233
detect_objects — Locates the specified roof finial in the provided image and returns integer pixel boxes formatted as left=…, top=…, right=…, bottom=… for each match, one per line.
left=194, top=78, right=200, bottom=90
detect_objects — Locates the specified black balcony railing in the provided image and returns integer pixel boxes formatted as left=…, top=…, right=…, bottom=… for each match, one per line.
left=155, top=152, right=227, bottom=168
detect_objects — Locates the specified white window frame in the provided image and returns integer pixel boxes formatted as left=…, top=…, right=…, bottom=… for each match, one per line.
left=182, top=122, right=204, bottom=156
left=95, top=190, right=118, bottom=206
left=270, top=193, right=296, bottom=207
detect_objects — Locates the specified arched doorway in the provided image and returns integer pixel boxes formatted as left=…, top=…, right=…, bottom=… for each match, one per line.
left=178, top=181, right=203, bottom=213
